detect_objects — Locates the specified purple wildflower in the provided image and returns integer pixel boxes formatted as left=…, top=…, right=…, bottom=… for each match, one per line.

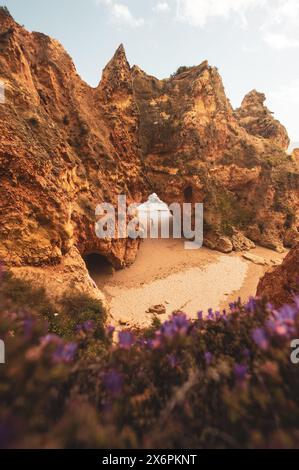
left=222, top=310, right=229, bottom=322
left=278, top=304, right=297, bottom=322
left=161, top=321, right=176, bottom=337
left=197, top=311, right=203, bottom=321
left=41, top=335, right=77, bottom=363
left=205, top=352, right=213, bottom=366
left=104, top=370, right=123, bottom=396
left=246, top=297, right=257, bottom=314
left=173, top=313, right=189, bottom=330
left=160, top=313, right=190, bottom=338
left=207, top=309, right=214, bottom=321
left=118, top=331, right=134, bottom=349
left=76, top=320, right=96, bottom=334
left=106, top=325, right=115, bottom=337
left=41, top=334, right=63, bottom=347
left=83, top=320, right=96, bottom=332
left=52, top=343, right=77, bottom=364
left=229, top=300, right=240, bottom=312
left=168, top=354, right=179, bottom=368
left=252, top=328, right=269, bottom=350
left=264, top=304, right=298, bottom=339
left=23, top=318, right=35, bottom=339
left=234, top=364, right=248, bottom=383
left=147, top=337, right=162, bottom=349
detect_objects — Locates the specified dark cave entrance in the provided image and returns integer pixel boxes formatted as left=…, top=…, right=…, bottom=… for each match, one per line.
left=184, top=186, right=193, bottom=203
left=84, top=253, right=114, bottom=284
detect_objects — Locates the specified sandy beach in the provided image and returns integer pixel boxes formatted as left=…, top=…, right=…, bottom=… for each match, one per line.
left=87, top=239, right=286, bottom=328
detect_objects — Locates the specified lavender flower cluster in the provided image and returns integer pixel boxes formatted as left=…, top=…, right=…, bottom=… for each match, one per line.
left=1, top=270, right=299, bottom=449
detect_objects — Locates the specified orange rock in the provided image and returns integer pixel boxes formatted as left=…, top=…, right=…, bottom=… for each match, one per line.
left=257, top=245, right=299, bottom=307
left=0, top=8, right=298, bottom=302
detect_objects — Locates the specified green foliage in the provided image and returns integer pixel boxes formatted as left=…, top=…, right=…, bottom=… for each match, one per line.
left=0, top=272, right=55, bottom=317
left=0, top=273, right=106, bottom=341
left=53, top=292, right=107, bottom=340
left=207, top=187, right=254, bottom=235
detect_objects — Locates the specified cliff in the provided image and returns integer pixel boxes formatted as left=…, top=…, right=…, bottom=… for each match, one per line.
left=257, top=244, right=299, bottom=307
left=0, top=8, right=298, bottom=303
left=235, top=90, right=290, bottom=150
left=133, top=65, right=299, bottom=253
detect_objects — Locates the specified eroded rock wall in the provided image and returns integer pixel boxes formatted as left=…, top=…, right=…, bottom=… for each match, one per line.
left=257, top=244, right=299, bottom=307
left=0, top=10, right=145, bottom=272
left=0, top=8, right=298, bottom=304
left=133, top=65, right=299, bottom=253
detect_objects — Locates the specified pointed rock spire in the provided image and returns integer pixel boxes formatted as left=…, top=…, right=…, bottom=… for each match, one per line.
left=105, top=43, right=130, bottom=73
left=114, top=43, right=127, bottom=59
left=98, top=43, right=132, bottom=98
left=0, top=6, right=17, bottom=30
left=235, top=90, right=290, bottom=150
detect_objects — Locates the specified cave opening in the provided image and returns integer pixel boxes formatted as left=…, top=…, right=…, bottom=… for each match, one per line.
left=84, top=253, right=114, bottom=283
left=184, top=186, right=193, bottom=203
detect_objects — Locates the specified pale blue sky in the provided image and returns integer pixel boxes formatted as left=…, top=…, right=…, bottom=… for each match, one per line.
left=1, top=0, right=298, bottom=140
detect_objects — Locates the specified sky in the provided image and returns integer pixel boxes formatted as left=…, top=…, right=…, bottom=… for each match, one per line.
left=1, top=0, right=298, bottom=141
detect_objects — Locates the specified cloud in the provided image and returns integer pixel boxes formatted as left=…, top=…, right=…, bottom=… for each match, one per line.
left=260, top=0, right=299, bottom=50
left=96, top=0, right=144, bottom=27
left=153, top=2, right=170, bottom=13
left=263, top=32, right=299, bottom=50
left=175, top=1, right=299, bottom=52
left=176, top=0, right=261, bottom=27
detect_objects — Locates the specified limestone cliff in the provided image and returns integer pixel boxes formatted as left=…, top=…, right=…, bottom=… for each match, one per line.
left=235, top=90, right=290, bottom=150
left=133, top=65, right=299, bottom=253
left=0, top=9, right=144, bottom=276
left=0, top=8, right=298, bottom=303
left=257, top=244, right=299, bottom=307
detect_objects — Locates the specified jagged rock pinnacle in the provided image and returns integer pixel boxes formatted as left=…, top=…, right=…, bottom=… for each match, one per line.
left=235, top=89, right=290, bottom=149
left=115, top=43, right=126, bottom=55
left=98, top=43, right=132, bottom=95
left=241, top=90, right=266, bottom=108
left=111, top=43, right=129, bottom=66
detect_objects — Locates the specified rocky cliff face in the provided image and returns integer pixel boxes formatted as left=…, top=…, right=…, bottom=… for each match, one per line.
left=235, top=90, right=290, bottom=150
left=0, top=9, right=145, bottom=295
left=257, top=244, right=299, bottom=307
left=0, top=8, right=298, bottom=303
left=133, top=65, right=299, bottom=253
